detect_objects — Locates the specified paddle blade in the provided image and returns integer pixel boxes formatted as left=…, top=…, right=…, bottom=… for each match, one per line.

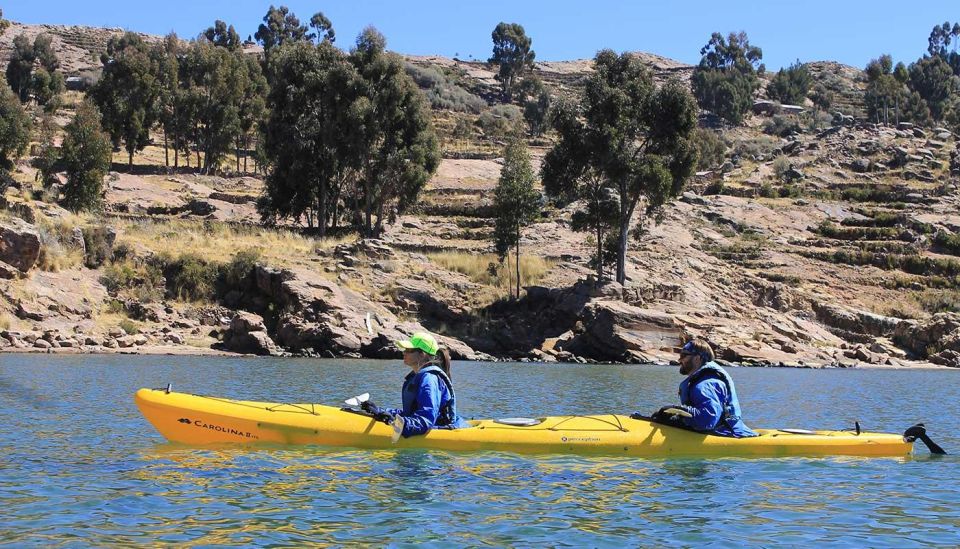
left=390, top=415, right=405, bottom=443
left=344, top=393, right=370, bottom=407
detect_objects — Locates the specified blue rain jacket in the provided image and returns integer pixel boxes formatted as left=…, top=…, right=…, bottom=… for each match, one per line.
left=678, top=362, right=757, bottom=438
left=387, top=365, right=469, bottom=437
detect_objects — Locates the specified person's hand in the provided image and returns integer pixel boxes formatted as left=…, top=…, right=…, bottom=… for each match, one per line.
left=653, top=405, right=694, bottom=420
left=373, top=411, right=394, bottom=424
left=359, top=401, right=394, bottom=424
left=629, top=411, right=647, bottom=420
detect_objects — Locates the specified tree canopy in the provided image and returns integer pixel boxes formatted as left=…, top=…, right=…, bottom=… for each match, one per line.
left=90, top=32, right=161, bottom=166
left=493, top=140, right=540, bottom=298
left=766, top=60, right=811, bottom=105
left=489, top=22, right=535, bottom=99
left=0, top=84, right=31, bottom=170
left=60, top=101, right=112, bottom=211
left=542, top=50, right=698, bottom=285
left=691, top=31, right=763, bottom=124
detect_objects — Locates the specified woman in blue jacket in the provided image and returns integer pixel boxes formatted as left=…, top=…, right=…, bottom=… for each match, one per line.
left=362, top=331, right=469, bottom=437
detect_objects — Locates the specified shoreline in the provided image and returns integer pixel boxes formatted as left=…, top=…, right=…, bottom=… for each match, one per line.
left=1, top=345, right=952, bottom=370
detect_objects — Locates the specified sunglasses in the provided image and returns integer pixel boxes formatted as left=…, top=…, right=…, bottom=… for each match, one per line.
left=679, top=352, right=694, bottom=358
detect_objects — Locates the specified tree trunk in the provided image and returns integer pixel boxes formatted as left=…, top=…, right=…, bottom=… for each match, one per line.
left=319, top=181, right=327, bottom=238
left=163, top=127, right=169, bottom=170
left=128, top=149, right=134, bottom=167
left=515, top=224, right=521, bottom=299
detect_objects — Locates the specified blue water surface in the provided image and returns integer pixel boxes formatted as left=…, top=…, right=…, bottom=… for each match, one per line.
left=0, top=355, right=958, bottom=547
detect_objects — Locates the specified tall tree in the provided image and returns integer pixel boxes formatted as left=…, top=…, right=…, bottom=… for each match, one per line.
left=0, top=9, right=9, bottom=34
left=309, top=12, right=335, bottom=44
left=5, top=34, right=35, bottom=102
left=489, top=22, right=535, bottom=99
left=235, top=54, right=267, bottom=174
left=0, top=84, right=31, bottom=170
left=90, top=32, right=161, bottom=166
left=179, top=40, right=243, bottom=174
left=766, top=60, right=811, bottom=105
left=60, top=101, right=112, bottom=211
left=493, top=140, right=540, bottom=298
left=203, top=20, right=241, bottom=51
left=349, top=27, right=440, bottom=236
left=542, top=51, right=698, bottom=285
left=255, top=5, right=310, bottom=55
left=259, top=40, right=358, bottom=232
left=151, top=33, right=181, bottom=170
left=865, top=55, right=906, bottom=125
left=691, top=31, right=763, bottom=124
left=908, top=54, right=960, bottom=121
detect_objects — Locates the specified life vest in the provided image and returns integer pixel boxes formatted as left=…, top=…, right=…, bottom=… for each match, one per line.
left=403, top=364, right=459, bottom=428
left=679, top=362, right=744, bottom=433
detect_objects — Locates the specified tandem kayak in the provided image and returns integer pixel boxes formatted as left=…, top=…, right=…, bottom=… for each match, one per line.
left=134, top=388, right=937, bottom=458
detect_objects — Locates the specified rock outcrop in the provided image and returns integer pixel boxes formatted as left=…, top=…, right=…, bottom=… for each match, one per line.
left=252, top=266, right=480, bottom=359
left=0, top=218, right=41, bottom=273
left=222, top=311, right=280, bottom=356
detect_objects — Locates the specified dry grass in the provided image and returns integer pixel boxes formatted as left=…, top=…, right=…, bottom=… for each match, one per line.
left=113, top=218, right=332, bottom=267
left=427, top=252, right=557, bottom=289
left=0, top=312, right=12, bottom=331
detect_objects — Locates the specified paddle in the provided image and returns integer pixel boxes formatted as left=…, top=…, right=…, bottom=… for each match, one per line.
left=345, top=392, right=404, bottom=443
left=344, top=393, right=370, bottom=407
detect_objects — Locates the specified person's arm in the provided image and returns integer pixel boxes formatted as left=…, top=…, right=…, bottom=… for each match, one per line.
left=398, top=375, right=442, bottom=437
left=682, top=379, right=726, bottom=432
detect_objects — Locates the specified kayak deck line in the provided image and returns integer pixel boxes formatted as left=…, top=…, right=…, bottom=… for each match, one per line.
left=134, top=388, right=917, bottom=458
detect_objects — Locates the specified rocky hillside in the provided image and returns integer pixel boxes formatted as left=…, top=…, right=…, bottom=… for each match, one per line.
left=2, top=21, right=960, bottom=369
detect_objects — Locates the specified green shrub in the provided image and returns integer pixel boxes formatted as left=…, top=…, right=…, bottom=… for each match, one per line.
left=758, top=182, right=777, bottom=198
left=933, top=231, right=960, bottom=256
left=733, top=136, right=779, bottom=159
left=161, top=253, right=222, bottom=302
left=772, top=156, right=791, bottom=181
left=119, top=318, right=139, bottom=335
left=764, top=115, right=801, bottom=137
left=101, top=259, right=165, bottom=299
left=692, top=128, right=727, bottom=170
left=83, top=226, right=114, bottom=268
left=405, top=63, right=486, bottom=113
left=479, top=104, right=524, bottom=138
left=224, top=248, right=261, bottom=289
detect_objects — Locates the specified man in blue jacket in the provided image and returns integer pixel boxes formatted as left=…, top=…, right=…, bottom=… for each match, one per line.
left=653, top=339, right=757, bottom=438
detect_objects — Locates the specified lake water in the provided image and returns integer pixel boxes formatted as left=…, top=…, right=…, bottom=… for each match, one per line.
left=1, top=355, right=958, bottom=547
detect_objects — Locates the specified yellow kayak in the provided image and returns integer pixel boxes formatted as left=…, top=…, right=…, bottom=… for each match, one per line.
left=134, top=388, right=917, bottom=458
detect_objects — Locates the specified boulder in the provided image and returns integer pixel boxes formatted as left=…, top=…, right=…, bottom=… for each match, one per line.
left=222, top=311, right=280, bottom=356
left=563, top=300, right=680, bottom=362
left=0, top=218, right=41, bottom=272
left=812, top=303, right=902, bottom=338
left=894, top=313, right=960, bottom=360
left=0, top=261, right=20, bottom=279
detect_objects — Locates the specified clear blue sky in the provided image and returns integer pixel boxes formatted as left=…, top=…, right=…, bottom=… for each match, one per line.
left=5, top=1, right=956, bottom=70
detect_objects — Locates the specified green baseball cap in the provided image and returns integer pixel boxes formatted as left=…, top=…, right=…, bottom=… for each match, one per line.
left=396, top=331, right=439, bottom=356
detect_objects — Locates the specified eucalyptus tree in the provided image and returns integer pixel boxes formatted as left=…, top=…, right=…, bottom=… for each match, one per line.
left=691, top=31, right=763, bottom=124
left=90, top=32, right=161, bottom=166
left=0, top=84, right=30, bottom=170
left=489, top=22, right=535, bottom=99
left=60, top=101, right=112, bottom=211
left=349, top=27, right=440, bottom=236
left=542, top=50, right=698, bottom=285
left=493, top=140, right=540, bottom=298
left=259, top=40, right=359, bottom=232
